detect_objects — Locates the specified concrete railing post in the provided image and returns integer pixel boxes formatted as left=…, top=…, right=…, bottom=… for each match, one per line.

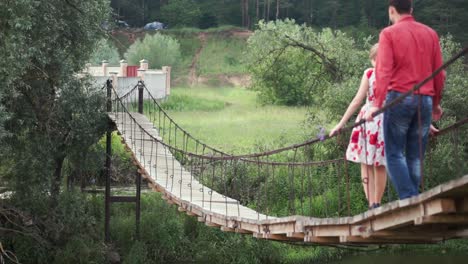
left=162, top=66, right=171, bottom=96
left=139, top=59, right=148, bottom=71
left=102, top=60, right=109, bottom=76
left=120, top=59, right=127, bottom=77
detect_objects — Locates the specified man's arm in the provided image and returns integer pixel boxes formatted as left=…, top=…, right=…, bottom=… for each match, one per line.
left=432, top=33, right=445, bottom=110
left=373, top=30, right=394, bottom=108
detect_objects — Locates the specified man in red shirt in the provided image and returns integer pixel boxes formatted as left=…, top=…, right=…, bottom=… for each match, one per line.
left=365, top=0, right=445, bottom=199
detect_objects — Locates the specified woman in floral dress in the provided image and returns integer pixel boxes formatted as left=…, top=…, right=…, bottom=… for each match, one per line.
left=329, top=44, right=386, bottom=209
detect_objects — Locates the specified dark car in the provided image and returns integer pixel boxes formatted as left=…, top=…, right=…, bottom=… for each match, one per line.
left=143, top=21, right=165, bottom=30
left=117, top=20, right=130, bottom=28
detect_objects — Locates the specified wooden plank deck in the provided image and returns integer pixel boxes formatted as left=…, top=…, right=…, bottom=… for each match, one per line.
left=109, top=112, right=468, bottom=245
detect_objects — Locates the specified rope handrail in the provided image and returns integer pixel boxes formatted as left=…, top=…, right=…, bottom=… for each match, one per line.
left=138, top=81, right=230, bottom=156
left=119, top=84, right=139, bottom=101
left=111, top=86, right=344, bottom=166
left=111, top=84, right=467, bottom=164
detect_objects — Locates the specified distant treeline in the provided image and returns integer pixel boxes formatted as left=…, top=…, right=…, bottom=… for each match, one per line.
left=112, top=0, right=468, bottom=42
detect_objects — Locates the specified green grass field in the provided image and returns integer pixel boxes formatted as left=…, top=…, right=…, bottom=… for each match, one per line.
left=163, top=86, right=310, bottom=154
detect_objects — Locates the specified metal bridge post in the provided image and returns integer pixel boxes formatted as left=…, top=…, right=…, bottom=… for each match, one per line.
left=105, top=79, right=113, bottom=242
left=138, top=81, right=144, bottom=114
left=136, top=171, right=141, bottom=240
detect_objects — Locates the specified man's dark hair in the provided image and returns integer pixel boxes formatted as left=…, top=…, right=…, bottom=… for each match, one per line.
left=388, top=0, right=412, bottom=14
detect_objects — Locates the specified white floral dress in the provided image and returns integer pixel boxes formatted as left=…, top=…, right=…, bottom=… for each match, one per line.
left=345, top=69, right=386, bottom=167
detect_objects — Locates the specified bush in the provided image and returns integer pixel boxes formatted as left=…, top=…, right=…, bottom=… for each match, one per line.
left=124, top=33, right=181, bottom=68
left=89, top=38, right=120, bottom=66
left=246, top=19, right=369, bottom=106
left=3, top=191, right=105, bottom=263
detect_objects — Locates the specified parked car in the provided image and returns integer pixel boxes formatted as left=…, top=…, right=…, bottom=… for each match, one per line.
left=143, top=21, right=165, bottom=30
left=117, top=20, right=130, bottom=28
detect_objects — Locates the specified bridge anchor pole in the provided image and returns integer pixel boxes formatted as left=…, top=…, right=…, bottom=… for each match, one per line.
left=104, top=79, right=142, bottom=242
left=105, top=79, right=112, bottom=242
left=138, top=81, right=144, bottom=114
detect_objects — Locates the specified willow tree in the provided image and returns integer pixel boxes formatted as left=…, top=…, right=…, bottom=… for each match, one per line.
left=0, top=0, right=110, bottom=208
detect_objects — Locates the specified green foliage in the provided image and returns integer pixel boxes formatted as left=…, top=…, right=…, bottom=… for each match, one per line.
left=199, top=12, right=219, bottom=29
left=53, top=237, right=105, bottom=264
left=424, top=33, right=468, bottom=188
left=0, top=0, right=110, bottom=262
left=198, top=35, right=247, bottom=75
left=0, top=0, right=110, bottom=200
left=108, top=193, right=284, bottom=264
left=124, top=241, right=149, bottom=264
left=160, top=0, right=202, bottom=28
left=124, top=33, right=181, bottom=68
left=89, top=38, right=121, bottom=66
left=439, top=34, right=468, bottom=121
left=246, top=19, right=368, bottom=106
left=4, top=192, right=105, bottom=263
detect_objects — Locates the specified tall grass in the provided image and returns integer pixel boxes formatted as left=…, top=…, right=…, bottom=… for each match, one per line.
left=160, top=93, right=225, bottom=111
left=164, top=86, right=309, bottom=154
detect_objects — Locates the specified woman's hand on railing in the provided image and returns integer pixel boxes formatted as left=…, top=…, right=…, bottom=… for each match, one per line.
left=329, top=123, right=343, bottom=137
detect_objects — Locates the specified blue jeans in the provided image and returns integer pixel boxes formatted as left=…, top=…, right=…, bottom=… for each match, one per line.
left=383, top=91, right=433, bottom=199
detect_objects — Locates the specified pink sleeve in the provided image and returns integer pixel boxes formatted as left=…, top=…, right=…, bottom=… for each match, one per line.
left=374, top=30, right=394, bottom=108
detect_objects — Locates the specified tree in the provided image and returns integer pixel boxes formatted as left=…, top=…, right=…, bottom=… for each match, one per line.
left=276, top=0, right=280, bottom=19
left=246, top=19, right=368, bottom=106
left=160, top=0, right=202, bottom=27
left=89, top=38, right=121, bottom=65
left=0, top=0, right=110, bottom=207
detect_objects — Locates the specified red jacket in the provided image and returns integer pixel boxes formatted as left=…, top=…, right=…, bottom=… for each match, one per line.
left=374, top=16, right=445, bottom=108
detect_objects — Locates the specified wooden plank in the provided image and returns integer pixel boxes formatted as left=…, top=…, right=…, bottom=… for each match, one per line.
left=372, top=204, right=424, bottom=231
left=235, top=228, right=252, bottom=234
left=414, top=215, right=468, bottom=225
left=372, top=198, right=456, bottom=231
left=309, top=225, right=351, bottom=237
left=253, top=233, right=291, bottom=241
left=205, top=222, right=220, bottom=227
left=339, top=236, right=440, bottom=244
left=267, top=222, right=297, bottom=234
left=350, top=222, right=373, bottom=237
left=456, top=197, right=468, bottom=212
left=287, top=232, right=305, bottom=239
left=220, top=226, right=235, bottom=232
left=239, top=221, right=261, bottom=233
left=304, top=235, right=340, bottom=244
left=453, top=228, right=468, bottom=238
left=425, top=198, right=456, bottom=215
left=186, top=211, right=198, bottom=217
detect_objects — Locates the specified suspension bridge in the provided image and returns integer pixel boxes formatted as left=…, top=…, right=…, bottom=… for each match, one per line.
left=104, top=47, right=468, bottom=245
